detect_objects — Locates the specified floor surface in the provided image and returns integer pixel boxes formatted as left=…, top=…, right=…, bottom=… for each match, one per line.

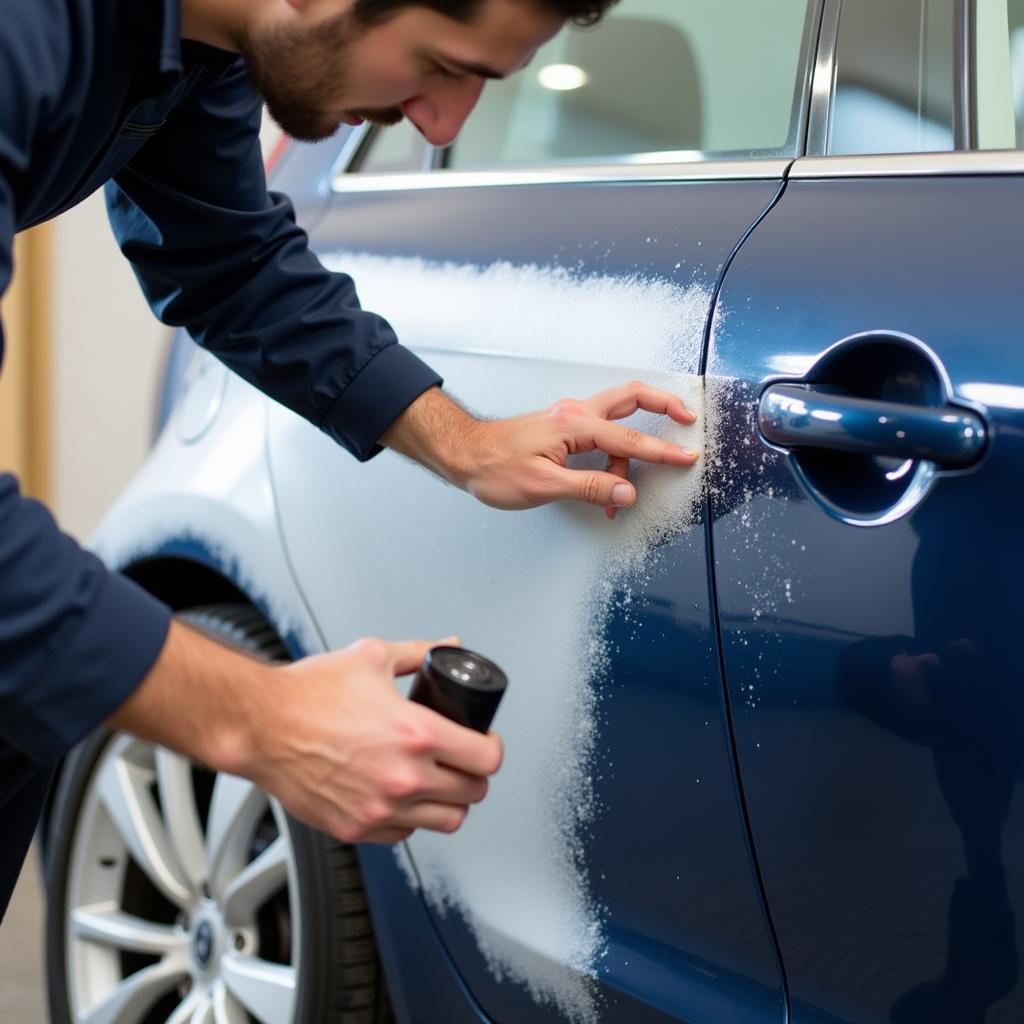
left=0, top=846, right=48, bottom=1021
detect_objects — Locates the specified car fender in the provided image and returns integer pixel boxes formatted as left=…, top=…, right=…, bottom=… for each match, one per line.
left=90, top=353, right=322, bottom=658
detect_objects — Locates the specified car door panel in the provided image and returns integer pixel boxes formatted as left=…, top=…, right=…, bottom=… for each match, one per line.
left=708, top=174, right=1024, bottom=1023
left=268, top=179, right=789, bottom=1023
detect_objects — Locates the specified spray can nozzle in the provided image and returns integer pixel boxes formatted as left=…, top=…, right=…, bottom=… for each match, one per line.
left=409, top=646, right=507, bottom=733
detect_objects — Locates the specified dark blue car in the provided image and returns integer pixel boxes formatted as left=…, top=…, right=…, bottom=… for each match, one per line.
left=42, top=1, right=1024, bottom=1022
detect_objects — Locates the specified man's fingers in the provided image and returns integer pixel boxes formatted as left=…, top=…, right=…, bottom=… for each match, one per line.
left=391, top=802, right=470, bottom=835
left=590, top=418, right=699, bottom=467
left=424, top=714, right=504, bottom=777
left=545, top=464, right=638, bottom=509
left=366, top=638, right=456, bottom=677
left=359, top=827, right=414, bottom=845
left=584, top=381, right=697, bottom=425
left=605, top=455, right=629, bottom=520
left=411, top=764, right=489, bottom=807
left=353, top=798, right=474, bottom=843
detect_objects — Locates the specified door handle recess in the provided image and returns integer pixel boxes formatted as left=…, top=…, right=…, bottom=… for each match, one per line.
left=759, top=384, right=987, bottom=468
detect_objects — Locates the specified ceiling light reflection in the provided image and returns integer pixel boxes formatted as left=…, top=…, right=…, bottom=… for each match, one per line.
left=538, top=64, right=590, bottom=91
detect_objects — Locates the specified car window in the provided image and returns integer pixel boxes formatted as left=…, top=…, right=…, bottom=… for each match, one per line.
left=976, top=0, right=1024, bottom=148
left=829, top=0, right=957, bottom=155
left=350, top=121, right=428, bottom=174
left=446, top=0, right=813, bottom=170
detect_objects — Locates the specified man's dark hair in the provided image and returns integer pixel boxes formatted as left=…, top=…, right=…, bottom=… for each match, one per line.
left=352, top=0, right=618, bottom=28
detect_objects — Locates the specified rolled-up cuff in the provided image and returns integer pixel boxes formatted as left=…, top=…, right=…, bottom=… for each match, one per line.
left=321, top=343, right=443, bottom=462
left=21, top=566, right=171, bottom=762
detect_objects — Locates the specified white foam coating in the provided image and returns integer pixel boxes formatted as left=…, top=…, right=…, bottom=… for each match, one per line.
left=323, top=252, right=708, bottom=375
left=312, top=252, right=717, bottom=1022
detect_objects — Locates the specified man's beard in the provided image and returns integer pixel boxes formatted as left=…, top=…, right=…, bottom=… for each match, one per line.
left=237, top=12, right=404, bottom=142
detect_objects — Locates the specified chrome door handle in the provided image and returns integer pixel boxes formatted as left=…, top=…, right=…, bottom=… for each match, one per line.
left=759, top=384, right=987, bottom=468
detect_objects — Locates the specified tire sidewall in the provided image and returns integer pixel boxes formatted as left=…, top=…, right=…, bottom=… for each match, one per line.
left=43, top=605, right=391, bottom=1024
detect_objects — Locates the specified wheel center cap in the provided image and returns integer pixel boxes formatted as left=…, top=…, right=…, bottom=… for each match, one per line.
left=192, top=919, right=216, bottom=970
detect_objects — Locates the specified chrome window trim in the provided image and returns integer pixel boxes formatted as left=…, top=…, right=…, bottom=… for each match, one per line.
left=326, top=122, right=372, bottom=183
left=954, top=0, right=976, bottom=150
left=790, top=149, right=1024, bottom=177
left=806, top=0, right=840, bottom=156
left=328, top=158, right=794, bottom=193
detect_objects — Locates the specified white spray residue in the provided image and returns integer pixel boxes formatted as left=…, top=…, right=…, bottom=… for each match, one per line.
left=324, top=253, right=707, bottom=372
left=705, top=303, right=808, bottom=712
left=304, top=252, right=717, bottom=1022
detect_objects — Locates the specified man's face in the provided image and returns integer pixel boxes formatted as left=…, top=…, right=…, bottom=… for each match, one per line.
left=239, top=0, right=565, bottom=144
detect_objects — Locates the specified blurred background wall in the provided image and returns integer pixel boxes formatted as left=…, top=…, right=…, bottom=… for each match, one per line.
left=49, top=193, right=171, bottom=540
left=1, top=195, right=168, bottom=542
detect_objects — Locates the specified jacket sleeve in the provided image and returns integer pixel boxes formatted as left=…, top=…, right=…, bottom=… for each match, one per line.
left=105, top=56, right=441, bottom=462
left=0, top=22, right=171, bottom=763
left=0, top=470, right=171, bottom=763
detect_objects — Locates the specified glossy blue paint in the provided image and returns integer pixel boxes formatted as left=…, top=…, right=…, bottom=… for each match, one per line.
left=708, top=175, right=1024, bottom=1024
left=357, top=845, right=494, bottom=1024
left=306, top=177, right=791, bottom=1022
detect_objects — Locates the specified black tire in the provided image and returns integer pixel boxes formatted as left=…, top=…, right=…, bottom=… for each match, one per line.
left=45, top=602, right=394, bottom=1024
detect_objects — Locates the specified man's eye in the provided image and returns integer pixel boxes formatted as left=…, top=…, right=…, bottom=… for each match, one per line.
left=431, top=62, right=464, bottom=80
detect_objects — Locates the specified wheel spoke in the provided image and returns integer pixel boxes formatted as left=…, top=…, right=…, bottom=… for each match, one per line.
left=221, top=953, right=296, bottom=1024
left=164, top=989, right=209, bottom=1024
left=206, top=774, right=267, bottom=897
left=97, top=745, right=192, bottom=906
left=78, top=957, right=188, bottom=1024
left=156, top=748, right=208, bottom=890
left=193, top=1000, right=217, bottom=1024
left=221, top=836, right=288, bottom=925
left=211, top=979, right=250, bottom=1024
left=71, top=903, right=187, bottom=957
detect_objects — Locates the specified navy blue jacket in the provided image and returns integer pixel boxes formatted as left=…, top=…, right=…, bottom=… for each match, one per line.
left=0, top=0, right=443, bottom=764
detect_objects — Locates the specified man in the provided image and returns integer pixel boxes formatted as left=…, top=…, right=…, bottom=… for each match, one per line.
left=0, top=0, right=700, bottom=918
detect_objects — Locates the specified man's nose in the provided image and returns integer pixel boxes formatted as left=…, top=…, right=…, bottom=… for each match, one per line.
left=401, top=78, right=486, bottom=148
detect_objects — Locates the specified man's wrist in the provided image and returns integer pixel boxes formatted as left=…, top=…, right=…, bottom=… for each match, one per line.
left=380, top=387, right=485, bottom=490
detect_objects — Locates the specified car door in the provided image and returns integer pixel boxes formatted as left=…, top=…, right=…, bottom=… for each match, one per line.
left=268, top=3, right=816, bottom=1021
left=708, top=1, right=1024, bottom=1021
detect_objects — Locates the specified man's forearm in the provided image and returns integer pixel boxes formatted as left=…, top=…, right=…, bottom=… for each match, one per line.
left=106, top=618, right=274, bottom=776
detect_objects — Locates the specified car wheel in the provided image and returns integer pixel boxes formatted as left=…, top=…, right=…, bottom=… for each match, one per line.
left=45, top=603, right=393, bottom=1024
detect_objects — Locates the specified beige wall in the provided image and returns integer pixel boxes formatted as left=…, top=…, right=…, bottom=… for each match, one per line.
left=0, top=228, right=52, bottom=500
left=0, top=236, right=35, bottom=483
left=49, top=192, right=169, bottom=541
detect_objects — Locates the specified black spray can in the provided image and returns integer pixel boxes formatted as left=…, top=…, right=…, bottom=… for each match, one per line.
left=409, top=646, right=508, bottom=733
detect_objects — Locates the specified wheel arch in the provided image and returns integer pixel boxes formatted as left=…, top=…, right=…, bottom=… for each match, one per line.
left=39, top=547, right=309, bottom=862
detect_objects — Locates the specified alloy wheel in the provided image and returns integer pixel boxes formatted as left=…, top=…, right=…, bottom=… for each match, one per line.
left=63, top=733, right=300, bottom=1024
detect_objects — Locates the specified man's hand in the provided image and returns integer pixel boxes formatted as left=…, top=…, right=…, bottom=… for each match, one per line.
left=245, top=637, right=502, bottom=844
left=382, top=382, right=698, bottom=517
left=109, top=621, right=502, bottom=846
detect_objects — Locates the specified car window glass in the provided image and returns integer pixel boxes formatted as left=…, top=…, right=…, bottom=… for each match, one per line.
left=978, top=0, right=1024, bottom=148
left=829, top=0, right=957, bottom=155
left=352, top=121, right=428, bottom=174
left=446, top=0, right=812, bottom=170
